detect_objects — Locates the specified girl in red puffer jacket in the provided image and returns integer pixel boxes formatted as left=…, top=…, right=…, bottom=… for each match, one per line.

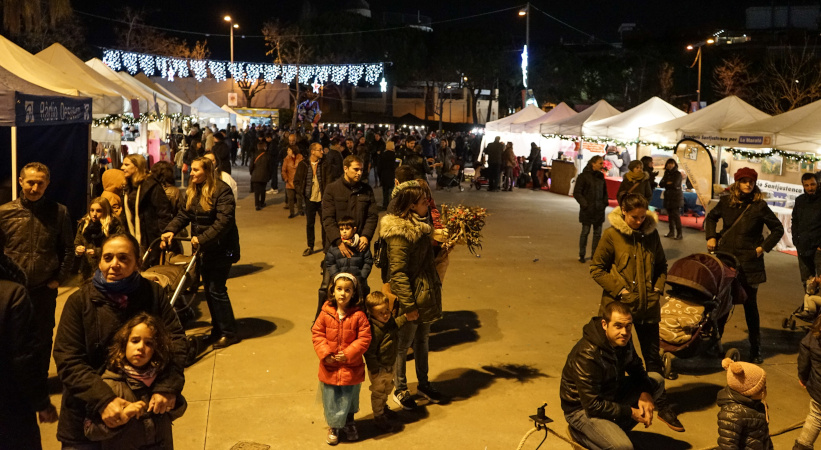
left=312, top=273, right=372, bottom=446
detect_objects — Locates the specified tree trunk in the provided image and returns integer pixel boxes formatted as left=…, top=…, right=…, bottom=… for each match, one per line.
left=291, top=74, right=300, bottom=129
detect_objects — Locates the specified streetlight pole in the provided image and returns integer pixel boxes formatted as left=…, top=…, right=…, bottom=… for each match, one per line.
left=687, top=38, right=714, bottom=106
left=224, top=15, right=239, bottom=92
left=519, top=3, right=536, bottom=107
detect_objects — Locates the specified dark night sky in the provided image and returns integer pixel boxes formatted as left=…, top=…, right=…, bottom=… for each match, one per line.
left=71, top=0, right=762, bottom=62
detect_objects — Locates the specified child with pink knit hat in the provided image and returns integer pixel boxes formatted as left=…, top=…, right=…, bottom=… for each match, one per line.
left=716, top=358, right=773, bottom=449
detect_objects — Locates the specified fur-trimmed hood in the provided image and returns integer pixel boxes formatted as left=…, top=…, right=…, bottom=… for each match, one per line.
left=608, top=207, right=658, bottom=236
left=379, top=213, right=431, bottom=243
left=0, top=253, right=26, bottom=286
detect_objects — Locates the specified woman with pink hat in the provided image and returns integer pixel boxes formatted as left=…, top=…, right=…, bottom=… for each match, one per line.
left=705, top=167, right=783, bottom=364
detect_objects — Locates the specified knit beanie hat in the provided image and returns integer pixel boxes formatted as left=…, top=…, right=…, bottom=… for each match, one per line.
left=734, top=167, right=758, bottom=184
left=722, top=358, right=766, bottom=398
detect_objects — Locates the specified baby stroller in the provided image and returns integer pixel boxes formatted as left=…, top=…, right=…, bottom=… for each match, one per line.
left=468, top=166, right=490, bottom=190
left=140, top=237, right=200, bottom=325
left=782, top=276, right=821, bottom=331
left=658, top=252, right=747, bottom=379
left=437, top=164, right=465, bottom=191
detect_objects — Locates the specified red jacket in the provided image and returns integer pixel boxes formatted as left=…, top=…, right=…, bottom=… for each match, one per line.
left=312, top=301, right=372, bottom=386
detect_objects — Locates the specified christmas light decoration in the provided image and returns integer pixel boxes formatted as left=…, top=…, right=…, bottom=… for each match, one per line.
left=103, top=50, right=121, bottom=71
left=92, top=112, right=197, bottom=127
left=190, top=60, right=207, bottom=81
left=347, top=65, right=363, bottom=85
left=312, top=78, right=322, bottom=93
left=122, top=52, right=138, bottom=74
left=139, top=54, right=155, bottom=76
left=281, top=65, right=297, bottom=84
left=330, top=65, right=347, bottom=84
left=263, top=64, right=281, bottom=83
left=208, top=60, right=227, bottom=82
left=100, top=49, right=384, bottom=86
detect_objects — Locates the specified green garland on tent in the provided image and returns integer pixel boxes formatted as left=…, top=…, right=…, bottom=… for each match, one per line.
left=540, top=133, right=820, bottom=163
left=93, top=112, right=196, bottom=127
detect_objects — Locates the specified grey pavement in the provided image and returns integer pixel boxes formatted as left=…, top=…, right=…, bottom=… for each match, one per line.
left=40, top=169, right=809, bottom=449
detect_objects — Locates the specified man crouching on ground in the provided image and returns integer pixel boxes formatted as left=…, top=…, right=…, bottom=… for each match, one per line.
left=560, top=301, right=665, bottom=450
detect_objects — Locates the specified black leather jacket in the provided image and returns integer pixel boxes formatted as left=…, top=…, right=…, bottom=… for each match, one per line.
left=560, top=317, right=652, bottom=421
left=0, top=197, right=73, bottom=288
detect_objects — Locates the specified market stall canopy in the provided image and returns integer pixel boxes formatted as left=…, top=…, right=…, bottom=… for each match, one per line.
left=36, top=43, right=141, bottom=114
left=727, top=98, right=821, bottom=152
left=86, top=58, right=181, bottom=114
left=191, top=95, right=230, bottom=120
left=133, top=73, right=192, bottom=115
left=510, top=102, right=577, bottom=134
left=221, top=105, right=250, bottom=127
left=484, top=104, right=545, bottom=132
left=638, top=96, right=770, bottom=147
left=582, top=96, right=685, bottom=142
left=0, top=34, right=122, bottom=115
left=539, top=99, right=621, bottom=136
left=0, top=63, right=91, bottom=126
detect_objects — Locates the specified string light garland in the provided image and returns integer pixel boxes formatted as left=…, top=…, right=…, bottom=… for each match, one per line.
left=540, top=133, right=821, bottom=163
left=101, top=49, right=384, bottom=86
left=92, top=112, right=197, bottom=127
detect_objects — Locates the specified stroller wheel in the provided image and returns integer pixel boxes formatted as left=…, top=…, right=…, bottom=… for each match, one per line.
left=789, top=316, right=798, bottom=330
left=661, top=353, right=672, bottom=379
left=782, top=317, right=790, bottom=329
left=725, top=348, right=741, bottom=362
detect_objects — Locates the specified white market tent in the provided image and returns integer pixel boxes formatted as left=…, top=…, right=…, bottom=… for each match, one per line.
left=36, top=43, right=141, bottom=114
left=133, top=74, right=192, bottom=115
left=727, top=98, right=821, bottom=153
left=221, top=105, right=250, bottom=128
left=511, top=102, right=577, bottom=134
left=539, top=99, right=621, bottom=136
left=638, top=96, right=770, bottom=147
left=191, top=95, right=231, bottom=127
left=582, top=96, right=686, bottom=142
left=484, top=104, right=545, bottom=132
left=0, top=35, right=123, bottom=114
left=85, top=58, right=175, bottom=114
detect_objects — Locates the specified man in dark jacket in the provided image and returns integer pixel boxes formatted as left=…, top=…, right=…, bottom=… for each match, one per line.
left=528, top=143, right=542, bottom=190
left=240, top=124, right=256, bottom=166
left=325, top=137, right=345, bottom=183
left=573, top=156, right=608, bottom=262
left=403, top=145, right=432, bottom=181
left=295, top=143, right=332, bottom=256
left=561, top=302, right=665, bottom=450
left=793, top=173, right=821, bottom=284
left=378, top=143, right=398, bottom=209
left=0, top=162, right=73, bottom=393
left=369, top=132, right=386, bottom=187
left=211, top=131, right=232, bottom=175
left=322, top=155, right=379, bottom=254
left=483, top=136, right=504, bottom=191
left=0, top=253, right=58, bottom=448
left=266, top=131, right=281, bottom=193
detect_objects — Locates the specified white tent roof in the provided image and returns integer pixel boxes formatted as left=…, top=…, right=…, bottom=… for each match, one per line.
left=729, top=98, right=821, bottom=152
left=221, top=105, right=252, bottom=126
left=582, top=96, right=686, bottom=141
left=86, top=59, right=182, bottom=114
left=638, top=96, right=770, bottom=147
left=539, top=99, right=621, bottom=136
left=0, top=35, right=123, bottom=114
left=191, top=95, right=230, bottom=119
left=133, top=74, right=191, bottom=115
left=36, top=43, right=141, bottom=110
left=510, top=102, right=578, bottom=134
left=485, top=104, right=546, bottom=132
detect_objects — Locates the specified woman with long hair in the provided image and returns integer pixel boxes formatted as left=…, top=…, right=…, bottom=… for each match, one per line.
left=162, top=157, right=241, bottom=349
left=659, top=158, right=683, bottom=239
left=705, top=167, right=784, bottom=364
left=120, top=154, right=174, bottom=265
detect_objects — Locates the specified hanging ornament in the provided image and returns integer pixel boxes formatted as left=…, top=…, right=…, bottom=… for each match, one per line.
left=312, top=78, right=322, bottom=94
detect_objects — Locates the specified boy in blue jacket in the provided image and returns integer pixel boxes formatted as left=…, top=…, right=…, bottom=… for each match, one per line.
left=325, top=216, right=373, bottom=298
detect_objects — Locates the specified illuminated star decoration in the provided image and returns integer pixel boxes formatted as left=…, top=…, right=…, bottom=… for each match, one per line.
left=312, top=78, right=322, bottom=94
left=380, top=77, right=387, bottom=93
left=166, top=67, right=175, bottom=82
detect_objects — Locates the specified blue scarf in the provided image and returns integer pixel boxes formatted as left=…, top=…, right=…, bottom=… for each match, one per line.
left=92, top=270, right=142, bottom=308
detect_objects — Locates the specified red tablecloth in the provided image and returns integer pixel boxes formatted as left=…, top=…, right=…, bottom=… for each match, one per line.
left=605, top=176, right=621, bottom=200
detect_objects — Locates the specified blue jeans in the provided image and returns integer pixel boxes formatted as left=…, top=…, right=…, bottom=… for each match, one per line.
left=580, top=223, right=603, bottom=259
left=565, top=372, right=665, bottom=450
left=394, top=321, right=431, bottom=392
left=320, top=383, right=360, bottom=429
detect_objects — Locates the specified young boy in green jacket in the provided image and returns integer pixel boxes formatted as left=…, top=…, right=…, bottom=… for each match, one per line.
left=364, top=292, right=408, bottom=430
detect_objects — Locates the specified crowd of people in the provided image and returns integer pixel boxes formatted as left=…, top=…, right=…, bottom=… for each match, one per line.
left=5, top=116, right=821, bottom=449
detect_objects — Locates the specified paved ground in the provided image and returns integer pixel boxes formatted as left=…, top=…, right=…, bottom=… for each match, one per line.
left=40, top=168, right=809, bottom=449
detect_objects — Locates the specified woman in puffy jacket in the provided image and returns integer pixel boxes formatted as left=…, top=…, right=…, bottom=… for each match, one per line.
left=162, top=157, right=241, bottom=349
left=706, top=167, right=783, bottom=364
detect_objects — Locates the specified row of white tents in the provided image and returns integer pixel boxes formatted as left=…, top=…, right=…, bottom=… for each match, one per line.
left=485, top=94, right=821, bottom=161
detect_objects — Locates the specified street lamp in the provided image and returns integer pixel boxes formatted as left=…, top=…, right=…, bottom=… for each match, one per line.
left=518, top=3, right=537, bottom=107
left=223, top=15, right=239, bottom=64
left=686, top=38, right=715, bottom=105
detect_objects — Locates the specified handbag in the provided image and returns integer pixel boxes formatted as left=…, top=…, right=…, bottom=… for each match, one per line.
left=373, top=238, right=387, bottom=269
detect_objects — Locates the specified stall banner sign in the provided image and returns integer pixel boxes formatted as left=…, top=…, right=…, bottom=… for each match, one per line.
left=16, top=93, right=92, bottom=126
left=756, top=180, right=804, bottom=208
left=675, top=139, right=714, bottom=211
left=678, top=131, right=773, bottom=148
left=227, top=93, right=238, bottom=107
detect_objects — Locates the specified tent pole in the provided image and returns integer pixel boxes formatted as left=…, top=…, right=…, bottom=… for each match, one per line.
left=11, top=126, right=17, bottom=200
left=715, top=146, right=723, bottom=186
left=88, top=123, right=92, bottom=208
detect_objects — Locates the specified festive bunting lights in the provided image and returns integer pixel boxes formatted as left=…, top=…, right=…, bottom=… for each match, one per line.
left=101, top=49, right=384, bottom=86
left=92, top=112, right=197, bottom=127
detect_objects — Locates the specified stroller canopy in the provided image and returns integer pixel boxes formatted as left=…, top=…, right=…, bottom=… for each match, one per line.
left=667, top=253, right=746, bottom=305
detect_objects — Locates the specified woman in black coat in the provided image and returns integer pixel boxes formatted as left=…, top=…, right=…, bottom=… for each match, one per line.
left=659, top=158, right=684, bottom=240
left=120, top=154, right=174, bottom=266
left=573, top=156, right=608, bottom=262
left=162, top=157, right=241, bottom=349
left=705, top=167, right=784, bottom=363
left=53, top=234, right=186, bottom=448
